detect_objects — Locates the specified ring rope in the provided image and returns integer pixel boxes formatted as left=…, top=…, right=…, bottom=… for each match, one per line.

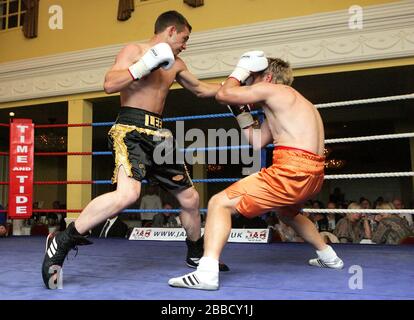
left=315, top=93, right=414, bottom=109
left=324, top=172, right=414, bottom=179
left=0, top=130, right=410, bottom=157
left=34, top=123, right=91, bottom=128
left=324, top=132, right=414, bottom=144
left=1, top=172, right=413, bottom=185
left=1, top=208, right=411, bottom=215
left=303, top=208, right=414, bottom=214
left=1, top=93, right=413, bottom=130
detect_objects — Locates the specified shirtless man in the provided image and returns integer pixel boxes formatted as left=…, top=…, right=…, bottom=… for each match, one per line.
left=42, top=10, right=228, bottom=290
left=169, top=51, right=344, bottom=290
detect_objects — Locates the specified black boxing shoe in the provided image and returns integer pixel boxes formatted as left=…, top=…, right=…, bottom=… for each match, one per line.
left=185, top=236, right=230, bottom=272
left=41, top=222, right=92, bottom=289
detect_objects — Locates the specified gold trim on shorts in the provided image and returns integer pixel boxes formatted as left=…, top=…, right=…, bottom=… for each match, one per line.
left=145, top=114, right=163, bottom=129
left=108, top=123, right=172, bottom=184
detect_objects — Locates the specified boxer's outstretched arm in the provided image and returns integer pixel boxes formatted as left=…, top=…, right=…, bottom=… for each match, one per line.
left=104, top=45, right=141, bottom=94
left=176, top=64, right=221, bottom=98
left=216, top=79, right=271, bottom=106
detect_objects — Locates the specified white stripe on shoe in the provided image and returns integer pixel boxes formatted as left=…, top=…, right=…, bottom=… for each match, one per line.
left=309, top=257, right=344, bottom=269
left=168, top=271, right=218, bottom=291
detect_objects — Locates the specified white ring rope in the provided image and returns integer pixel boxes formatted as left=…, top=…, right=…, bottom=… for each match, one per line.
left=315, top=93, right=414, bottom=109
left=303, top=208, right=414, bottom=214
left=324, top=172, right=414, bottom=179
left=325, top=132, right=414, bottom=144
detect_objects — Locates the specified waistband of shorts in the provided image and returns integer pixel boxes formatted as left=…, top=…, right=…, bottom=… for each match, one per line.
left=272, top=145, right=325, bottom=173
left=116, top=107, right=163, bottom=129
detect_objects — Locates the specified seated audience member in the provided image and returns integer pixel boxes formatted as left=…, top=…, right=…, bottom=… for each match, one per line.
left=373, top=196, right=384, bottom=209
left=319, top=231, right=339, bottom=244
left=372, top=202, right=413, bottom=245
left=90, top=216, right=128, bottom=238
left=152, top=203, right=179, bottom=228
left=0, top=224, right=8, bottom=237
left=334, top=202, right=371, bottom=243
left=0, top=202, right=5, bottom=218
left=0, top=204, right=7, bottom=234
left=359, top=197, right=372, bottom=210
left=392, top=198, right=413, bottom=227
left=326, top=201, right=342, bottom=232
left=275, top=220, right=304, bottom=243
left=139, top=185, right=162, bottom=225
left=310, top=200, right=329, bottom=231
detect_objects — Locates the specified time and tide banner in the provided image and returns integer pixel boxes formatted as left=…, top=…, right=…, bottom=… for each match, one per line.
left=8, top=119, right=34, bottom=219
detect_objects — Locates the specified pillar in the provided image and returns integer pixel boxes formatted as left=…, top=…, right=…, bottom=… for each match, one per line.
left=66, top=99, right=93, bottom=224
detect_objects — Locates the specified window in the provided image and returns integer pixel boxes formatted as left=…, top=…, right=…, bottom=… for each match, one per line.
left=0, top=0, right=26, bottom=31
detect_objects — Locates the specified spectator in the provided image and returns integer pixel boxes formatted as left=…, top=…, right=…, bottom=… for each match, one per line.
left=47, top=200, right=61, bottom=227
left=373, top=196, right=384, bottom=209
left=265, top=211, right=279, bottom=228
left=334, top=202, right=371, bottom=243
left=326, top=201, right=342, bottom=232
left=90, top=216, right=129, bottom=238
left=309, top=200, right=328, bottom=231
left=372, top=202, right=413, bottom=245
left=359, top=197, right=372, bottom=210
left=139, top=185, right=162, bottom=225
left=275, top=220, right=304, bottom=243
left=0, top=202, right=6, bottom=226
left=152, top=203, right=179, bottom=228
left=0, top=224, right=8, bottom=237
left=0, top=202, right=8, bottom=238
left=392, top=198, right=413, bottom=227
left=319, top=231, right=339, bottom=244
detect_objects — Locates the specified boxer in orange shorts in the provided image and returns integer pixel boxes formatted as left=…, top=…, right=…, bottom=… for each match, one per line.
left=169, top=52, right=344, bottom=290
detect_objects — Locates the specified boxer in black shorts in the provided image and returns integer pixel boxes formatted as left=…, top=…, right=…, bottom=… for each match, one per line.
left=108, top=107, right=193, bottom=191
left=42, top=11, right=228, bottom=290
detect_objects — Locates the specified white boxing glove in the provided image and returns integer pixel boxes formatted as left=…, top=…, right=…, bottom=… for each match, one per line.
left=227, top=104, right=255, bottom=129
left=128, top=43, right=175, bottom=80
left=229, top=51, right=268, bottom=84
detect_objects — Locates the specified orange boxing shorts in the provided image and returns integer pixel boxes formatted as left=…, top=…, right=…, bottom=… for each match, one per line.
left=225, top=146, right=325, bottom=218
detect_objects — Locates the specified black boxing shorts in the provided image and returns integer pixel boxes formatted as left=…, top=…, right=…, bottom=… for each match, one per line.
left=107, top=107, right=193, bottom=192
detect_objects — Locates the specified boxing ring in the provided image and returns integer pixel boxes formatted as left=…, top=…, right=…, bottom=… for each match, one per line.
left=1, top=93, right=414, bottom=300
left=0, top=238, right=413, bottom=300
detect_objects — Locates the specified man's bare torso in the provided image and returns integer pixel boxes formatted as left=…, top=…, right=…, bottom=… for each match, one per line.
left=264, top=85, right=325, bottom=156
left=120, top=43, right=183, bottom=115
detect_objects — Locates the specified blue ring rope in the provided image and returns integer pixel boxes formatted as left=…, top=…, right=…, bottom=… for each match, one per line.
left=92, top=144, right=275, bottom=156
left=91, top=110, right=264, bottom=127
left=123, top=209, right=208, bottom=213
left=93, top=178, right=239, bottom=185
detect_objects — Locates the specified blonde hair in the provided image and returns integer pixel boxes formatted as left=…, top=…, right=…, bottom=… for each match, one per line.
left=263, top=58, right=294, bottom=86
left=347, top=202, right=361, bottom=210
left=376, top=202, right=395, bottom=210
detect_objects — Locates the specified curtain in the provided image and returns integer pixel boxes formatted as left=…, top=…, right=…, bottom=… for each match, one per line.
left=117, top=0, right=134, bottom=21
left=22, top=0, right=40, bottom=38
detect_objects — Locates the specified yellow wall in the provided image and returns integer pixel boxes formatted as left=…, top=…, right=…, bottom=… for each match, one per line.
left=0, top=0, right=399, bottom=63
